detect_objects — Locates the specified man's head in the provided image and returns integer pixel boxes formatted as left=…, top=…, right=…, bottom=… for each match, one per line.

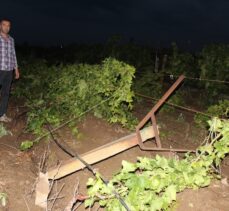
left=0, top=18, right=11, bottom=35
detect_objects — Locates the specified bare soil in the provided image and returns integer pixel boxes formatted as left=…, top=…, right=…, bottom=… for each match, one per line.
left=0, top=99, right=228, bottom=211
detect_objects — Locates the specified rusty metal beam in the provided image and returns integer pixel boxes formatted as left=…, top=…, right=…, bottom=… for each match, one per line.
left=136, top=75, right=185, bottom=150
left=35, top=126, right=157, bottom=208
left=47, top=126, right=156, bottom=180
left=35, top=75, right=192, bottom=209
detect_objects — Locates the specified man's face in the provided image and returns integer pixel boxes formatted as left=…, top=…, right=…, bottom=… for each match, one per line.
left=0, top=20, right=11, bottom=35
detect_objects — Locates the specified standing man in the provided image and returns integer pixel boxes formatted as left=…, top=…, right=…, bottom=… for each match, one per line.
left=0, top=18, right=20, bottom=122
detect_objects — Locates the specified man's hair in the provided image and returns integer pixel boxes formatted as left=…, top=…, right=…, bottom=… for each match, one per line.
left=0, top=18, right=11, bottom=23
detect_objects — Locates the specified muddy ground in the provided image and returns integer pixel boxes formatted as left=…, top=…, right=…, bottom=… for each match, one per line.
left=0, top=99, right=229, bottom=211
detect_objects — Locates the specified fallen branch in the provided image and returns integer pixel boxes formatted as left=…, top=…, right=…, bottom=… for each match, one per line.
left=49, top=183, right=65, bottom=211
left=22, top=195, right=30, bottom=211
left=64, top=178, right=80, bottom=211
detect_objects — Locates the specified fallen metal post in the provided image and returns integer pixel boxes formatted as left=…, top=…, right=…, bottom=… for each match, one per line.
left=35, top=74, right=193, bottom=208
left=35, top=126, right=156, bottom=207
left=136, top=75, right=186, bottom=151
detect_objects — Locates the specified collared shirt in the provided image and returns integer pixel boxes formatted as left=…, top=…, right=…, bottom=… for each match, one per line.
left=0, top=34, right=18, bottom=71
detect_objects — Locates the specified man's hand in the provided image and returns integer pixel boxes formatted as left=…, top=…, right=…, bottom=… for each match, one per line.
left=15, top=68, right=20, bottom=79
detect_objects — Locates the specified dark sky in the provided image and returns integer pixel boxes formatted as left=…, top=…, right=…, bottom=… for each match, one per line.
left=1, top=0, right=229, bottom=48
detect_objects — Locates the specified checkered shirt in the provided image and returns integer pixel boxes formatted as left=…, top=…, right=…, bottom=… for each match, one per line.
left=0, top=34, right=18, bottom=71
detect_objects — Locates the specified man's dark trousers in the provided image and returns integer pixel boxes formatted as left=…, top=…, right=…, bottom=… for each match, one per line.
left=0, top=70, right=13, bottom=116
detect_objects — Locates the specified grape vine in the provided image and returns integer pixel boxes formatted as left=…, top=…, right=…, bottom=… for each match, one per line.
left=85, top=118, right=229, bottom=211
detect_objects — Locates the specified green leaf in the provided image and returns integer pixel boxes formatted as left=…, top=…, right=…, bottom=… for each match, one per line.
left=0, top=123, right=11, bottom=137
left=0, top=192, right=7, bottom=207
left=84, top=198, right=95, bottom=208
left=121, top=160, right=137, bottom=173
left=164, top=185, right=177, bottom=202
left=20, top=141, right=34, bottom=151
left=150, top=197, right=164, bottom=211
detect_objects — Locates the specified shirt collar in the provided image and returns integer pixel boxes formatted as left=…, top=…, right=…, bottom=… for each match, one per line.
left=0, top=33, right=12, bottom=41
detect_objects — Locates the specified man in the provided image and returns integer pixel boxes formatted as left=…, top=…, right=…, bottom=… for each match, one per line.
left=0, top=18, right=20, bottom=122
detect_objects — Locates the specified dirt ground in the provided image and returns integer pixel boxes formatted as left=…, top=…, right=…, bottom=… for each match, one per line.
left=0, top=99, right=229, bottom=211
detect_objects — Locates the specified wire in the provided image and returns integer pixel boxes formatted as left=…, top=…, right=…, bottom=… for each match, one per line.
left=33, top=93, right=117, bottom=143
left=135, top=92, right=227, bottom=120
left=167, top=73, right=229, bottom=84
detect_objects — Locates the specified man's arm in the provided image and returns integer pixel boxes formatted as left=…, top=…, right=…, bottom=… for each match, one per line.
left=15, top=67, right=19, bottom=79
left=12, top=39, right=19, bottom=79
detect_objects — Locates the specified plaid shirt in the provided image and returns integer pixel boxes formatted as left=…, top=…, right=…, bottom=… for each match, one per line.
left=0, top=34, right=18, bottom=71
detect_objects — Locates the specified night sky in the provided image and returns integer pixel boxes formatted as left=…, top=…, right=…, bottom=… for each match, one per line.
left=1, top=0, right=229, bottom=48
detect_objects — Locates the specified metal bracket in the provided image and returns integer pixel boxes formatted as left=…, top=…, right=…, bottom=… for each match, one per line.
left=136, top=74, right=191, bottom=152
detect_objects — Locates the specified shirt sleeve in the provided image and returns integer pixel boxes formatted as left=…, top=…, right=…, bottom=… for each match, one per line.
left=12, top=39, right=18, bottom=69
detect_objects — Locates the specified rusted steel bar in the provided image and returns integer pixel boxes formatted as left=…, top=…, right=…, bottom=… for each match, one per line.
left=136, top=75, right=185, bottom=130
left=135, top=147, right=194, bottom=152
left=35, top=74, right=191, bottom=209
left=36, top=126, right=156, bottom=208
left=47, top=126, right=155, bottom=180
left=151, top=114, right=161, bottom=147
left=136, top=75, right=185, bottom=150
